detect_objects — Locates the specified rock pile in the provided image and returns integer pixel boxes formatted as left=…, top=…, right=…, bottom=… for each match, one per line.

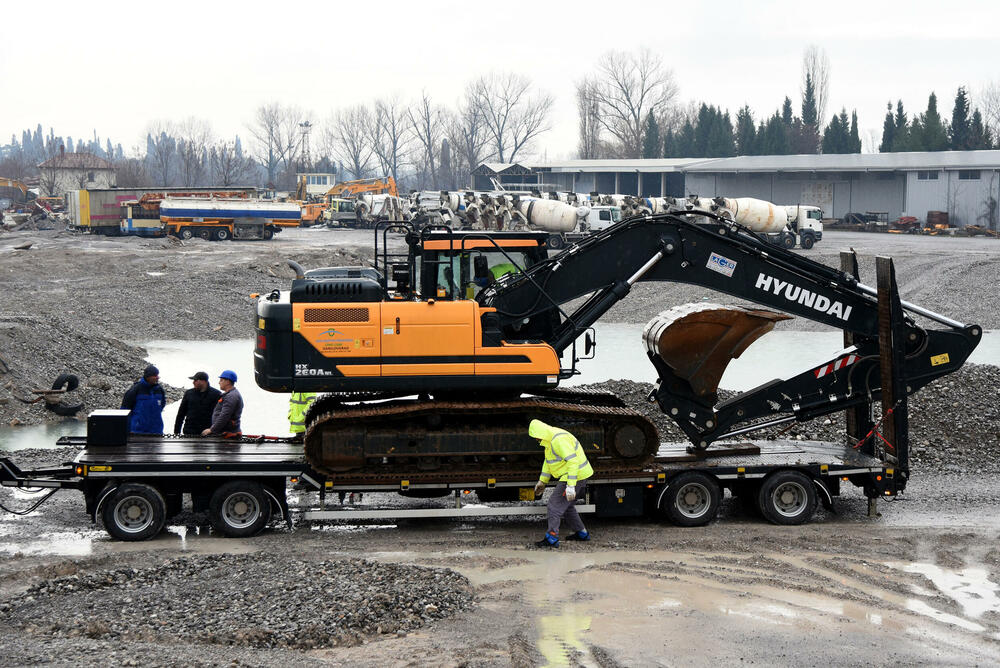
left=1, top=554, right=473, bottom=650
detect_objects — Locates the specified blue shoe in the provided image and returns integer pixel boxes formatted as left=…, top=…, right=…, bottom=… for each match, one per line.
left=535, top=532, right=560, bottom=548
left=566, top=530, right=590, bottom=541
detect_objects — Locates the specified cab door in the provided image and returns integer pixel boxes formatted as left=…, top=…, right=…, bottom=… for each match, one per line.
left=380, top=301, right=475, bottom=376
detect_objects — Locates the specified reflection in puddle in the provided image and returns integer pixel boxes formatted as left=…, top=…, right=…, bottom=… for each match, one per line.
left=904, top=599, right=985, bottom=633
left=538, top=612, right=592, bottom=667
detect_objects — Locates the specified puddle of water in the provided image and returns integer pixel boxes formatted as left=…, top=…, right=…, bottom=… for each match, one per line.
left=904, top=599, right=985, bottom=632
left=0, top=530, right=100, bottom=557
left=898, top=562, right=1000, bottom=619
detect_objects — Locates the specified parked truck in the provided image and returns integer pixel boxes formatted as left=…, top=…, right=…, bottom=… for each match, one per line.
left=1, top=204, right=979, bottom=540
left=120, top=195, right=301, bottom=240
left=68, top=187, right=259, bottom=235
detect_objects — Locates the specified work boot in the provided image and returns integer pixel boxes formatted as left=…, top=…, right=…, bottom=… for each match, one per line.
left=565, top=530, right=590, bottom=541
left=535, top=532, right=559, bottom=548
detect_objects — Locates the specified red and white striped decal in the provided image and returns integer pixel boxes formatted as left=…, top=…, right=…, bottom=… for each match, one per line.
left=814, top=354, right=859, bottom=378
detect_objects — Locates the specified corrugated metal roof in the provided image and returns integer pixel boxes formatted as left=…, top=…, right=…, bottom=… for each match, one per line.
left=530, top=158, right=708, bottom=173
left=681, top=150, right=1000, bottom=173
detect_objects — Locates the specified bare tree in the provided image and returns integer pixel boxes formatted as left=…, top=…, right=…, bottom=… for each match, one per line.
left=176, top=118, right=213, bottom=187
left=367, top=96, right=411, bottom=184
left=862, top=127, right=881, bottom=154
left=446, top=83, right=492, bottom=184
left=210, top=139, right=256, bottom=186
left=979, top=81, right=1000, bottom=139
left=407, top=91, right=448, bottom=189
left=802, top=45, right=831, bottom=127
left=146, top=122, right=177, bottom=186
left=37, top=147, right=61, bottom=196
left=115, top=151, right=150, bottom=188
left=473, top=72, right=554, bottom=163
left=325, top=105, right=375, bottom=180
left=580, top=48, right=678, bottom=158
left=247, top=103, right=304, bottom=187
left=575, top=79, right=603, bottom=159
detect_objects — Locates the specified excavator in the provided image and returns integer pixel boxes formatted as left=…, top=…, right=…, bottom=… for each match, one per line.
left=253, top=206, right=981, bottom=486
left=0, top=177, right=31, bottom=201
left=325, top=176, right=398, bottom=200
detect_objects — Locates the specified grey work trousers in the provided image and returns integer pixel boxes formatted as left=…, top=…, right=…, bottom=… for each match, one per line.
left=546, top=480, right=587, bottom=536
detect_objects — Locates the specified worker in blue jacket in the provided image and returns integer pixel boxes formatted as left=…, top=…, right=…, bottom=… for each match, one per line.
left=121, top=365, right=167, bottom=434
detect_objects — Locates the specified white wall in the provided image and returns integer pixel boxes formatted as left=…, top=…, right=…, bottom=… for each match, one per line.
left=46, top=168, right=115, bottom=196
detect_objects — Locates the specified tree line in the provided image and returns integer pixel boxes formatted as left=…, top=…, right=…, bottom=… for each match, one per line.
left=3, top=46, right=1000, bottom=194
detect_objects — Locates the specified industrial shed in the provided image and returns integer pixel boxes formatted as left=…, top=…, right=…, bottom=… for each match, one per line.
left=474, top=150, right=1000, bottom=227
left=682, top=151, right=1000, bottom=227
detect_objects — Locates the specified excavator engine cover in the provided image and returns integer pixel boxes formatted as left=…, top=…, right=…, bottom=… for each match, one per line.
left=643, top=303, right=791, bottom=399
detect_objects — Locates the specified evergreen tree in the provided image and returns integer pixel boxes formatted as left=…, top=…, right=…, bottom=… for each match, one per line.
left=662, top=128, right=677, bottom=157
left=735, top=105, right=756, bottom=156
left=892, top=100, right=909, bottom=151
left=879, top=101, right=895, bottom=152
left=801, top=75, right=818, bottom=128
left=761, top=112, right=789, bottom=154
left=641, top=110, right=661, bottom=159
left=676, top=120, right=696, bottom=157
left=821, top=112, right=845, bottom=153
left=969, top=109, right=993, bottom=149
left=781, top=97, right=794, bottom=126
left=67, top=137, right=74, bottom=152
left=707, top=111, right=736, bottom=157
left=693, top=104, right=713, bottom=157
left=920, top=93, right=949, bottom=151
left=849, top=110, right=861, bottom=152
left=949, top=87, right=971, bottom=150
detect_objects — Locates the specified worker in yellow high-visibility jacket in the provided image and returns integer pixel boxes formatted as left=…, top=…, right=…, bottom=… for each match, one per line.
left=529, top=419, right=594, bottom=548
left=288, top=392, right=318, bottom=440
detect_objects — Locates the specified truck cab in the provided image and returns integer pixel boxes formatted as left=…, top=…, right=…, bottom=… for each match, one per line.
left=783, top=204, right=824, bottom=249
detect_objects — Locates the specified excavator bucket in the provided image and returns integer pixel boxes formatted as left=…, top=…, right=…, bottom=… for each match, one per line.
left=643, top=303, right=791, bottom=398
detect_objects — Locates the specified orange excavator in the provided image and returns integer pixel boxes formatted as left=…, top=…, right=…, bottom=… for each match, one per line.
left=253, top=208, right=980, bottom=490
left=0, top=177, right=31, bottom=201
left=325, top=176, right=398, bottom=200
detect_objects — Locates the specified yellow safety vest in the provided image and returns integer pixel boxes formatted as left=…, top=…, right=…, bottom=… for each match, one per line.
left=529, top=419, right=594, bottom=485
left=288, top=392, right=318, bottom=434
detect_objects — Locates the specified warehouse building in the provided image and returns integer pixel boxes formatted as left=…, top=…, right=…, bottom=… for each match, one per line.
left=474, top=150, right=1000, bottom=227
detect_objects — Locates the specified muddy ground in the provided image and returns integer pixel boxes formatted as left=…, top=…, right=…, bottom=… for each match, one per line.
left=2, top=226, right=1000, bottom=665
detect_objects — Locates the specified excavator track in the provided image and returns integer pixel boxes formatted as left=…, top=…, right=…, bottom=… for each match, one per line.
left=303, top=393, right=659, bottom=483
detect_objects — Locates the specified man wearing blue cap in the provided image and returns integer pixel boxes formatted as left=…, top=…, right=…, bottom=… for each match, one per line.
left=202, top=370, right=244, bottom=438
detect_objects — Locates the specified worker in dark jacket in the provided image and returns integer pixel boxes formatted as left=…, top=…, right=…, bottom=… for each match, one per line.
left=121, top=365, right=167, bottom=434
left=174, top=371, right=222, bottom=435
left=202, top=370, right=243, bottom=438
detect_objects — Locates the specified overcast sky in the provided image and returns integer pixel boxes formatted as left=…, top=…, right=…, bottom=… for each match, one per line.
left=3, top=1, right=998, bottom=161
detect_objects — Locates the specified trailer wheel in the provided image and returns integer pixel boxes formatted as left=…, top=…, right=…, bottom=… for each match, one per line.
left=102, top=483, right=167, bottom=541
left=758, top=471, right=817, bottom=525
left=209, top=480, right=271, bottom=537
left=262, top=227, right=274, bottom=240
left=198, top=228, right=212, bottom=240
left=800, top=235, right=815, bottom=250
left=213, top=228, right=231, bottom=241
left=179, top=228, right=194, bottom=240
left=660, top=472, right=720, bottom=527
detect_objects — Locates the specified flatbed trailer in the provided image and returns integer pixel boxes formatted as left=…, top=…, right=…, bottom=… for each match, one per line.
left=1, top=431, right=892, bottom=541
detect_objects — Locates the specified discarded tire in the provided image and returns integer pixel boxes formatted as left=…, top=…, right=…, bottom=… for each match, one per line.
left=50, top=373, right=79, bottom=392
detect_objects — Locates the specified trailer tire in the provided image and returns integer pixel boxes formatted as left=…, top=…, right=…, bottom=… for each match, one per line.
left=800, top=235, right=815, bottom=250
left=209, top=480, right=271, bottom=537
left=758, top=470, right=817, bottom=525
left=102, top=483, right=167, bottom=541
left=179, top=228, right=194, bottom=241
left=660, top=472, right=720, bottom=527
left=198, top=228, right=212, bottom=240
left=213, top=228, right=230, bottom=241
left=262, top=227, right=274, bottom=240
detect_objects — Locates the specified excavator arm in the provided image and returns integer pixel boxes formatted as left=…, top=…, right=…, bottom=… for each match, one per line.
left=480, top=212, right=981, bottom=448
